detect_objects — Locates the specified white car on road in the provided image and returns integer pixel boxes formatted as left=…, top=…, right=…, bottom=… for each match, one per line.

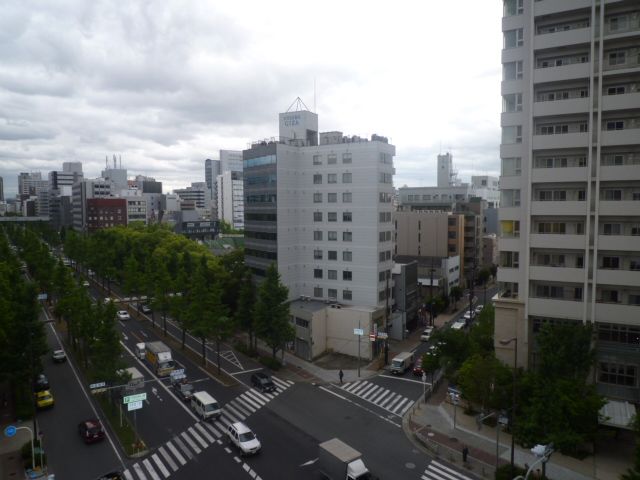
left=116, top=310, right=130, bottom=321
left=227, top=422, right=261, bottom=456
left=420, top=327, right=434, bottom=342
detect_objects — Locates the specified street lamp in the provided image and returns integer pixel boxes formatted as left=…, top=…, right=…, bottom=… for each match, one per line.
left=499, top=337, right=517, bottom=479
left=513, top=443, right=554, bottom=480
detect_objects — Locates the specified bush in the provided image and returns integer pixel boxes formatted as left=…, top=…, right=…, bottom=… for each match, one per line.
left=259, top=356, right=282, bottom=371
left=233, top=340, right=258, bottom=358
left=14, top=383, right=34, bottom=421
left=495, top=465, right=527, bottom=480
left=21, top=438, right=46, bottom=469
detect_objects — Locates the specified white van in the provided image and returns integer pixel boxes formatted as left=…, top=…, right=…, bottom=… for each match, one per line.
left=191, top=391, right=222, bottom=421
left=135, top=343, right=146, bottom=360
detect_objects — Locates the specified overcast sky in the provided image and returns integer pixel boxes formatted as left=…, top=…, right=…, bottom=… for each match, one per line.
left=0, top=0, right=502, bottom=197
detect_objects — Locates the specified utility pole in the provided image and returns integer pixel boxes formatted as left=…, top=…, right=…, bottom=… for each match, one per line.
left=429, top=259, right=435, bottom=327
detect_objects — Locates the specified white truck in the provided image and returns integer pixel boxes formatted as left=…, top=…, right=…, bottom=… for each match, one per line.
left=318, top=438, right=371, bottom=480
left=390, top=351, right=415, bottom=375
left=145, top=341, right=175, bottom=377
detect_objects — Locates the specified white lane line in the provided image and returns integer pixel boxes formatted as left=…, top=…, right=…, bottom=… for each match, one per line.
left=188, top=426, right=209, bottom=449
left=243, top=390, right=267, bottom=406
left=372, top=389, right=393, bottom=405
left=224, top=447, right=232, bottom=454
left=142, top=458, right=160, bottom=480
left=225, top=403, right=247, bottom=421
left=172, top=436, right=193, bottom=459
left=431, top=460, right=473, bottom=479
left=243, top=463, right=250, bottom=472
left=230, top=367, right=263, bottom=376
left=248, top=388, right=270, bottom=403
left=158, top=446, right=178, bottom=472
left=239, top=393, right=262, bottom=411
left=123, top=470, right=134, bottom=480
left=318, top=386, right=401, bottom=428
left=379, top=374, right=429, bottom=385
left=132, top=463, right=149, bottom=480
left=166, top=440, right=187, bottom=465
left=392, top=398, right=409, bottom=414
left=234, top=397, right=257, bottom=413
left=233, top=456, right=241, bottom=463
left=194, top=422, right=215, bottom=443
left=361, top=385, right=383, bottom=400
left=181, top=430, right=202, bottom=454
left=229, top=400, right=252, bottom=417
left=151, top=454, right=170, bottom=478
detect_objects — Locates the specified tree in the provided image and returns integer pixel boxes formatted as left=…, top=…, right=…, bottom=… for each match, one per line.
left=457, top=353, right=512, bottom=412
left=477, top=267, right=491, bottom=304
left=236, top=270, right=256, bottom=351
left=449, top=286, right=463, bottom=310
left=254, top=264, right=294, bottom=359
left=468, top=303, right=495, bottom=356
left=187, top=258, right=216, bottom=365
left=422, top=352, right=440, bottom=388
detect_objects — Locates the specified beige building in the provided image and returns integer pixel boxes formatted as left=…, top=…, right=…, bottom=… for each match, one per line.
left=496, top=0, right=640, bottom=403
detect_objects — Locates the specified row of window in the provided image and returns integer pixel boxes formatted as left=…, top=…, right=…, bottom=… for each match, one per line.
left=406, top=193, right=470, bottom=202
left=245, top=154, right=276, bottom=168
left=314, top=268, right=353, bottom=281
left=245, top=248, right=277, bottom=260
left=313, top=153, right=352, bottom=165
left=314, top=192, right=352, bottom=203
left=313, top=249, right=353, bottom=261
left=313, top=173, right=352, bottom=184
left=502, top=153, right=640, bottom=175
left=599, top=362, right=636, bottom=387
left=313, top=287, right=352, bottom=301
left=246, top=194, right=276, bottom=204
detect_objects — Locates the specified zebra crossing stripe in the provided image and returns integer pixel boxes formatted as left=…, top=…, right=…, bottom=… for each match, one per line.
left=362, top=385, right=382, bottom=400
left=372, top=389, right=393, bottom=404
left=425, top=465, right=461, bottom=480
left=132, top=463, right=149, bottom=480
left=166, top=440, right=187, bottom=465
left=204, top=421, right=223, bottom=438
left=222, top=410, right=240, bottom=426
left=400, top=400, right=414, bottom=415
left=234, top=396, right=257, bottom=413
left=392, top=398, right=409, bottom=414
left=174, top=434, right=196, bottom=457
left=151, top=453, right=170, bottom=478
left=195, top=422, right=215, bottom=443
left=142, top=458, right=160, bottom=480
left=244, top=390, right=267, bottom=406
left=271, top=376, right=290, bottom=388
left=122, top=470, right=134, bottom=480
left=343, top=381, right=361, bottom=392
left=351, top=382, right=372, bottom=395
left=188, top=426, right=209, bottom=449
left=431, top=460, right=472, bottom=479
left=239, top=393, right=263, bottom=411
left=225, top=402, right=247, bottom=420
left=229, top=399, right=252, bottom=417
left=158, top=446, right=178, bottom=472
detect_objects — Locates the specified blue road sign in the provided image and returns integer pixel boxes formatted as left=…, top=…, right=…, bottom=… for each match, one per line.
left=4, top=425, right=16, bottom=437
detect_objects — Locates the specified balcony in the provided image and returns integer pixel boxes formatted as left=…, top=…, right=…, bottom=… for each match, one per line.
left=600, top=128, right=640, bottom=146
left=528, top=297, right=584, bottom=320
left=497, top=267, right=520, bottom=284
left=600, top=164, right=640, bottom=182
left=534, top=62, right=590, bottom=84
left=532, top=132, right=589, bottom=150
left=499, top=206, right=523, bottom=221
left=530, top=234, right=586, bottom=249
left=534, top=0, right=591, bottom=17
left=531, top=166, right=588, bottom=183
left=599, top=201, right=639, bottom=216
left=533, top=97, right=589, bottom=117
left=530, top=265, right=584, bottom=283
left=602, top=92, right=640, bottom=112
left=534, top=28, right=591, bottom=51
left=596, top=269, right=640, bottom=288
left=598, top=235, right=640, bottom=252
left=498, top=236, right=521, bottom=253
left=595, top=302, right=640, bottom=324
left=531, top=200, right=587, bottom=216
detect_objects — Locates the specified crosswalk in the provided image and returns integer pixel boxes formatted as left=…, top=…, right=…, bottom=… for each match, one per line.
left=340, top=380, right=415, bottom=416
left=421, top=460, right=474, bottom=480
left=122, top=375, right=294, bottom=480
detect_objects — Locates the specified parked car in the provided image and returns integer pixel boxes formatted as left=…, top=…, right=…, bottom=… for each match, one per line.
left=35, top=390, right=54, bottom=409
left=82, top=280, right=90, bottom=287
left=227, top=422, right=261, bottom=456
left=116, top=310, right=130, bottom=321
left=475, top=304, right=484, bottom=314
left=173, top=380, right=195, bottom=402
left=420, top=327, right=434, bottom=342
left=34, top=373, right=50, bottom=392
left=250, top=372, right=276, bottom=393
left=78, top=419, right=106, bottom=444
left=412, top=357, right=424, bottom=376
left=52, top=349, right=67, bottom=363
left=141, top=304, right=152, bottom=314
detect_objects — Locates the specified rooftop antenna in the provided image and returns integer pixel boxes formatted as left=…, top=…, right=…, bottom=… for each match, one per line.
left=119, top=154, right=122, bottom=169
left=314, top=78, right=316, bottom=113
left=113, top=154, right=116, bottom=169
left=105, top=156, right=108, bottom=168
left=286, top=96, right=311, bottom=113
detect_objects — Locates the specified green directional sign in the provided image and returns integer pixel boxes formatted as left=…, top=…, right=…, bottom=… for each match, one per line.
left=123, top=393, right=147, bottom=404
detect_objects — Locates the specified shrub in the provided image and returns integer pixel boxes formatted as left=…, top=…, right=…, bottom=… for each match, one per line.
left=259, top=356, right=282, bottom=371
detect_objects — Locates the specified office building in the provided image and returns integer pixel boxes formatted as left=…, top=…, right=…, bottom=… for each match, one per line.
left=220, top=150, right=243, bottom=173
left=72, top=178, right=112, bottom=231
left=205, top=158, right=221, bottom=216
left=496, top=0, right=640, bottom=404
left=174, top=182, right=207, bottom=210
left=49, top=162, right=83, bottom=229
left=18, top=172, right=42, bottom=196
left=217, top=170, right=244, bottom=230
left=87, top=198, right=127, bottom=232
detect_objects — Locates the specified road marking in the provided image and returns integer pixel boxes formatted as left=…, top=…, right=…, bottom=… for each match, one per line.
left=239, top=393, right=262, bottom=411
left=220, top=349, right=243, bottom=369
left=362, top=385, right=383, bottom=400
left=188, top=426, right=208, bottom=449
left=140, top=330, right=148, bottom=338
left=225, top=402, right=247, bottom=421
left=318, top=386, right=401, bottom=428
left=224, top=447, right=232, bottom=454
left=172, top=436, right=193, bottom=460
left=122, top=470, right=134, bottom=480
left=157, top=446, right=178, bottom=471
left=272, top=375, right=293, bottom=387
left=243, top=390, right=267, bottom=406
left=243, top=463, right=250, bottom=472
left=203, top=421, right=222, bottom=438
left=392, top=398, right=409, bottom=413
left=166, top=440, right=187, bottom=465
left=222, top=410, right=240, bottom=425
left=132, top=463, right=149, bottom=480
left=230, top=367, right=263, bottom=376
left=233, top=456, right=241, bottom=463
left=379, top=374, right=426, bottom=385
left=229, top=399, right=252, bottom=417
left=181, top=430, right=202, bottom=454
left=142, top=458, right=160, bottom=480
left=373, top=389, right=393, bottom=405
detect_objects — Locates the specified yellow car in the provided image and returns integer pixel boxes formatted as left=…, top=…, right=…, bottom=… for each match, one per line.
left=36, top=390, right=54, bottom=409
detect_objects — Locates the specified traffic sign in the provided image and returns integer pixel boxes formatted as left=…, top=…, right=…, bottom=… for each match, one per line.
left=4, top=425, right=16, bottom=437
left=123, top=393, right=147, bottom=404
left=37, top=293, right=48, bottom=301
left=369, top=333, right=376, bottom=342
left=90, top=381, right=106, bottom=390
left=353, top=328, right=364, bottom=336
left=127, top=400, right=143, bottom=411
left=377, top=332, right=388, bottom=339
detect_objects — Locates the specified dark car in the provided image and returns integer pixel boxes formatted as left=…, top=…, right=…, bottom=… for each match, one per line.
left=34, top=373, right=50, bottom=392
left=95, top=472, right=122, bottom=480
left=78, top=419, right=106, bottom=444
left=250, top=372, right=276, bottom=393
left=412, top=357, right=424, bottom=376
left=173, top=380, right=195, bottom=401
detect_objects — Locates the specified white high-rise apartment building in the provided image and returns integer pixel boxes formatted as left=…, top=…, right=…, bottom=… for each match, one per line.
left=496, top=0, right=640, bottom=402
left=217, top=170, right=244, bottom=230
left=244, top=108, right=395, bottom=307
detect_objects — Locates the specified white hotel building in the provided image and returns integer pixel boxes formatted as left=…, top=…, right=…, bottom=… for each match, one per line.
left=243, top=107, right=395, bottom=360
left=496, top=0, right=640, bottom=403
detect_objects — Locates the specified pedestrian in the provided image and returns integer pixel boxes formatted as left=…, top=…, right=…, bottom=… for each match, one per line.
left=462, top=445, right=469, bottom=463
left=339, top=369, right=344, bottom=384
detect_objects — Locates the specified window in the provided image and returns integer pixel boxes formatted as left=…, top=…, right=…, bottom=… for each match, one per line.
left=328, top=231, right=337, bottom=241
left=314, top=249, right=323, bottom=260
left=313, top=155, right=322, bottom=165
left=602, top=256, right=620, bottom=269
left=328, top=193, right=337, bottom=203
left=378, top=271, right=386, bottom=282
left=609, top=16, right=628, bottom=32
left=343, top=290, right=352, bottom=301
left=578, top=190, right=586, bottom=201
left=342, top=192, right=352, bottom=203
left=609, top=51, right=626, bottom=66
left=343, top=271, right=353, bottom=281
left=295, top=317, right=309, bottom=328
left=328, top=212, right=337, bottom=222
left=328, top=250, right=338, bottom=260
left=328, top=289, right=337, bottom=299
left=599, top=362, right=636, bottom=387
left=503, top=0, right=523, bottom=16
left=343, top=251, right=352, bottom=262
left=343, top=231, right=353, bottom=242
left=328, top=270, right=337, bottom=280
left=504, top=29, right=524, bottom=48
left=502, top=157, right=522, bottom=176
left=633, top=225, right=640, bottom=236
left=503, top=93, right=523, bottom=113
left=606, top=121, right=624, bottom=131
left=553, top=190, right=567, bottom=201
left=328, top=154, right=337, bottom=165
left=314, top=231, right=323, bottom=241
left=327, top=173, right=337, bottom=184
left=343, top=212, right=352, bottom=222
left=607, top=86, right=626, bottom=95
left=603, top=189, right=622, bottom=201
left=503, top=61, right=523, bottom=80
left=342, top=153, right=352, bottom=164
left=313, top=193, right=322, bottom=203
left=603, top=223, right=621, bottom=235
left=314, top=287, right=323, bottom=298
left=313, top=174, right=322, bottom=184
left=314, top=269, right=323, bottom=279
left=342, top=173, right=352, bottom=183
left=313, top=211, right=323, bottom=222
left=502, top=125, right=522, bottom=144
left=379, top=231, right=386, bottom=242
